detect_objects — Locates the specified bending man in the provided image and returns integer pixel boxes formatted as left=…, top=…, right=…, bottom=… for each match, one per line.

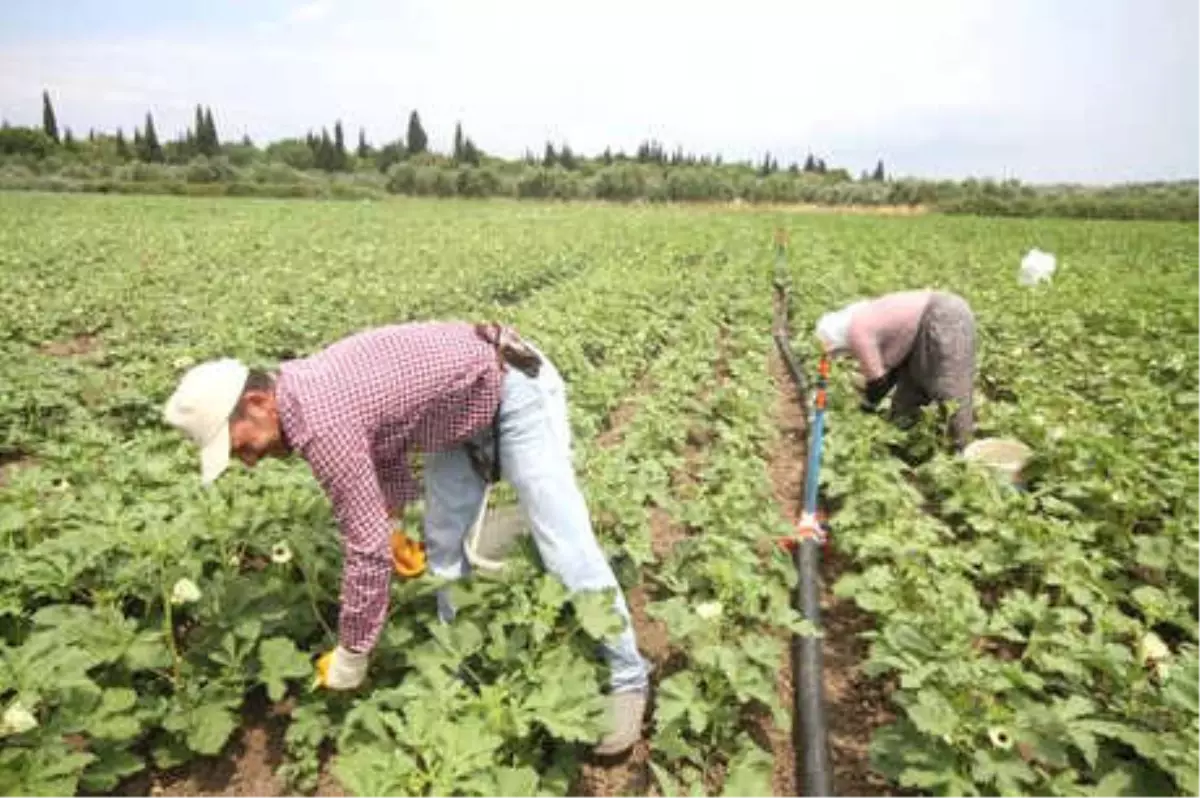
left=163, top=320, right=649, bottom=755
left=815, top=289, right=977, bottom=450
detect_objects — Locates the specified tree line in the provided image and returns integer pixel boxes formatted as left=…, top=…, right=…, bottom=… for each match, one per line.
left=1, top=90, right=1194, bottom=223
left=8, top=91, right=889, bottom=181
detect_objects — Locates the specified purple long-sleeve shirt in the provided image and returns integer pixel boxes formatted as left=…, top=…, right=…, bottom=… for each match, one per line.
left=275, top=322, right=503, bottom=652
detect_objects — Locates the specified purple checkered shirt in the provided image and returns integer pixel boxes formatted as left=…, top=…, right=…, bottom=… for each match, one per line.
left=275, top=322, right=503, bottom=652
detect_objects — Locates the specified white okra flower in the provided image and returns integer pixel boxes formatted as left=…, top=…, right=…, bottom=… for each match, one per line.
left=1, top=702, right=38, bottom=736
left=271, top=542, right=293, bottom=565
left=171, top=577, right=202, bottom=605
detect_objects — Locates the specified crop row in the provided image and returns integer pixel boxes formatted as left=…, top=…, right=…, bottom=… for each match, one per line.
left=781, top=216, right=1199, bottom=796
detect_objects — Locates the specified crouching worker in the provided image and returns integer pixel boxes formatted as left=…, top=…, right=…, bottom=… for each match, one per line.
left=162, top=321, right=650, bottom=756
left=815, top=290, right=977, bottom=450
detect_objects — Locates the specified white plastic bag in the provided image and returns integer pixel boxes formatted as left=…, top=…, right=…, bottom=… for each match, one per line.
left=1019, top=248, right=1056, bottom=286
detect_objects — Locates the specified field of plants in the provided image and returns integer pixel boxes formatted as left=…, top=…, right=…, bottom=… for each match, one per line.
left=0, top=193, right=1195, bottom=797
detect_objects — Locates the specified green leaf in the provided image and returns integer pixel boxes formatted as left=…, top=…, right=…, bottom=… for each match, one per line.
left=123, top=630, right=172, bottom=671
left=257, top=636, right=311, bottom=702
left=571, top=590, right=624, bottom=640
left=493, top=766, right=539, bottom=796
left=234, top=617, right=263, bottom=642
left=340, top=702, right=393, bottom=748
left=431, top=618, right=484, bottom=659
left=523, top=678, right=604, bottom=742
left=1097, top=760, right=1180, bottom=797
left=906, top=688, right=959, bottom=737
left=333, top=743, right=421, bottom=796
left=1088, top=768, right=1134, bottom=797
left=652, top=723, right=697, bottom=763
left=1134, top=535, right=1172, bottom=571
left=27, top=744, right=96, bottom=782
left=30, top=605, right=133, bottom=666
left=657, top=672, right=709, bottom=735
left=1161, top=650, right=1199, bottom=712
left=1130, top=586, right=1168, bottom=620
left=185, top=704, right=238, bottom=755
left=721, top=740, right=774, bottom=797
left=971, top=748, right=1035, bottom=796
left=742, top=634, right=783, bottom=669
left=91, top=688, right=142, bottom=741
left=1083, top=721, right=1150, bottom=754
left=650, top=761, right=683, bottom=797
left=535, top=575, right=570, bottom=610
left=151, top=737, right=191, bottom=770
left=100, top=688, right=137, bottom=712
left=80, top=746, right=146, bottom=792
left=647, top=596, right=704, bottom=642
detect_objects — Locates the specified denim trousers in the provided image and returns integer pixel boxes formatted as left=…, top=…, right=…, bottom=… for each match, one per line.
left=422, top=351, right=649, bottom=693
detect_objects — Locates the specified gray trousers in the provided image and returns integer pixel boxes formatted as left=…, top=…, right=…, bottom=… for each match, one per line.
left=890, top=291, right=976, bottom=449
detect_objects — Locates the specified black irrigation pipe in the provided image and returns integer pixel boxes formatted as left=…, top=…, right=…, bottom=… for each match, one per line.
left=772, top=229, right=831, bottom=796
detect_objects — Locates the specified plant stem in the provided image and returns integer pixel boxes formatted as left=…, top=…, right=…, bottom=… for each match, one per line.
left=161, top=584, right=182, bottom=687
left=299, top=561, right=335, bottom=642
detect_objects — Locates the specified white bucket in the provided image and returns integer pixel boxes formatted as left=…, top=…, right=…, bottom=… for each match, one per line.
left=465, top=486, right=529, bottom=573
left=962, top=438, right=1033, bottom=485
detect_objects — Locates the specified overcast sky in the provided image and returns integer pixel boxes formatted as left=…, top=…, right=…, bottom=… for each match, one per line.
left=1, top=0, right=1196, bottom=183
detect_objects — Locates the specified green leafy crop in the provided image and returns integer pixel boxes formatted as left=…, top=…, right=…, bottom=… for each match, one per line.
left=0, top=194, right=1194, bottom=796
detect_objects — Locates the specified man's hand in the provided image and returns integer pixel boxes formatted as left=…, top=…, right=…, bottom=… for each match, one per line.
left=313, top=645, right=368, bottom=691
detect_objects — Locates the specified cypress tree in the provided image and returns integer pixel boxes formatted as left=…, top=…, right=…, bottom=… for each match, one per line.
left=193, top=105, right=205, bottom=155
left=463, top=137, right=480, bottom=166
left=317, top=128, right=334, bottom=170
left=333, top=120, right=347, bottom=170
left=559, top=143, right=576, bottom=170
left=405, top=110, right=428, bottom=155
left=453, top=122, right=465, bottom=162
left=41, top=90, right=59, bottom=142
left=203, top=106, right=219, bottom=154
left=141, top=112, right=163, bottom=162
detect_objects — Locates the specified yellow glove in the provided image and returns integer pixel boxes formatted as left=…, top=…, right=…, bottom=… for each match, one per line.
left=391, top=530, right=427, bottom=578
left=313, top=646, right=368, bottom=691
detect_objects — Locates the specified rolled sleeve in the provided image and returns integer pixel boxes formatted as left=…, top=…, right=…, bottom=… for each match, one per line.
left=301, top=430, right=393, bottom=653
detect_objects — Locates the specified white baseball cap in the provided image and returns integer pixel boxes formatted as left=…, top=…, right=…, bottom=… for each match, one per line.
left=163, top=358, right=249, bottom=485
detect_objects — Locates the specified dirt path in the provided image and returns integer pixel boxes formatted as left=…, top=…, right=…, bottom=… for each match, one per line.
left=575, top=325, right=733, bottom=797
left=118, top=699, right=344, bottom=798
left=767, top=293, right=895, bottom=797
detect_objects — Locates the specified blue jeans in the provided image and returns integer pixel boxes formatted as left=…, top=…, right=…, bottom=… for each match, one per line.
left=423, top=352, right=649, bottom=694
